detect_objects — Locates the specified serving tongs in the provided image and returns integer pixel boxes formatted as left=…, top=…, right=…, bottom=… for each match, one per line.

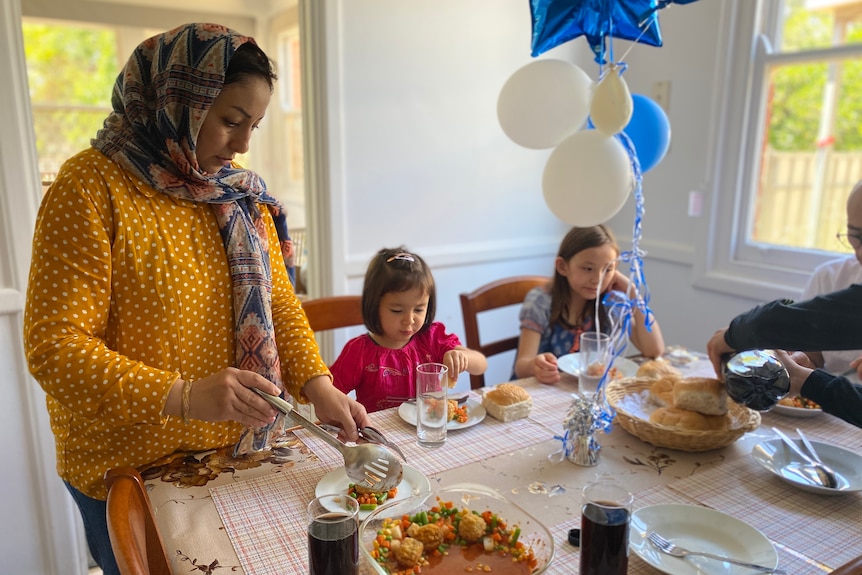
left=254, top=389, right=403, bottom=491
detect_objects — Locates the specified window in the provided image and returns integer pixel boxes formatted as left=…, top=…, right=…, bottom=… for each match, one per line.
left=22, top=20, right=118, bottom=191
left=702, top=0, right=862, bottom=300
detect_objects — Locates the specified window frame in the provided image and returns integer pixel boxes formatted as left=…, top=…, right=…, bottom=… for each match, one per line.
left=697, top=0, right=862, bottom=301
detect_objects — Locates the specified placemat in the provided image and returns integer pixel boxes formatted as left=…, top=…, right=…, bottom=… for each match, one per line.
left=668, top=455, right=861, bottom=570
left=548, top=483, right=821, bottom=574
left=210, top=466, right=325, bottom=575
left=294, top=404, right=556, bottom=477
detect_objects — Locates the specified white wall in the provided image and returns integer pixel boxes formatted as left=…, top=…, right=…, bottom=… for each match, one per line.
left=2, top=1, right=785, bottom=573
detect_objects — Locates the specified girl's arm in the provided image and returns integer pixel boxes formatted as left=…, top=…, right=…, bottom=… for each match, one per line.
left=608, top=271, right=665, bottom=358
left=514, top=329, right=560, bottom=384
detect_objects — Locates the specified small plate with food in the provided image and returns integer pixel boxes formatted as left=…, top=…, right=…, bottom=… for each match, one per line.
left=772, top=396, right=823, bottom=418
left=751, top=438, right=862, bottom=494
left=315, top=464, right=431, bottom=519
left=557, top=353, right=638, bottom=380
left=398, top=398, right=486, bottom=430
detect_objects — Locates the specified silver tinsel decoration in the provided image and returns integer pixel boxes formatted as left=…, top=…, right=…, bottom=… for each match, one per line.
left=561, top=396, right=602, bottom=466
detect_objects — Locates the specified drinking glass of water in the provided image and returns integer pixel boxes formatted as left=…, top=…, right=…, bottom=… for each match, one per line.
left=416, top=362, right=448, bottom=448
left=579, top=331, right=610, bottom=399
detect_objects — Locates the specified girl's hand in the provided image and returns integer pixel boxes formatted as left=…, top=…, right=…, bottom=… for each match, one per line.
left=443, top=349, right=469, bottom=382
left=850, top=355, right=862, bottom=379
left=533, top=353, right=560, bottom=385
left=607, top=270, right=632, bottom=295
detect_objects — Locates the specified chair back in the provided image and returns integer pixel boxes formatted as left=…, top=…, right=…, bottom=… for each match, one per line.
left=105, top=466, right=171, bottom=575
left=302, top=295, right=364, bottom=332
left=459, top=275, right=550, bottom=389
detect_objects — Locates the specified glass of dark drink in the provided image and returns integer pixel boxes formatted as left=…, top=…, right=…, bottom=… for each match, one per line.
left=308, top=494, right=360, bottom=575
left=579, top=481, right=633, bottom=575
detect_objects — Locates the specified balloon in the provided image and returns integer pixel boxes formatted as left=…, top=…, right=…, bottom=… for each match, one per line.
left=530, top=0, right=702, bottom=59
left=623, top=94, right=671, bottom=172
left=589, top=65, right=633, bottom=136
left=497, top=59, right=593, bottom=150
left=542, top=130, right=633, bottom=226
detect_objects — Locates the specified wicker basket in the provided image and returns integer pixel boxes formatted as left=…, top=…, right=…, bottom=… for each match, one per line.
left=605, top=377, right=761, bottom=452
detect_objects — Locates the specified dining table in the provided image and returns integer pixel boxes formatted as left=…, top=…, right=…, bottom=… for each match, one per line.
left=139, top=348, right=862, bottom=575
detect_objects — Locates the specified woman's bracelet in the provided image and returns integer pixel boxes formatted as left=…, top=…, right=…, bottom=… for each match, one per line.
left=181, top=379, right=194, bottom=424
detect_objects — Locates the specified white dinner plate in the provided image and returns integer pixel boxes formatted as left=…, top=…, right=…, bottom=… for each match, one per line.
left=630, top=504, right=778, bottom=575
left=397, top=399, right=486, bottom=430
left=751, top=438, right=862, bottom=494
left=315, top=465, right=431, bottom=520
left=771, top=402, right=823, bottom=418
left=557, top=353, right=638, bottom=379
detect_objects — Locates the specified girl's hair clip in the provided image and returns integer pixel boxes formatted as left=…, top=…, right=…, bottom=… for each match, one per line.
left=386, top=252, right=415, bottom=263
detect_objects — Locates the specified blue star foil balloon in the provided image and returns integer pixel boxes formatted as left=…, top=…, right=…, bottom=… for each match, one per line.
left=530, top=0, right=700, bottom=59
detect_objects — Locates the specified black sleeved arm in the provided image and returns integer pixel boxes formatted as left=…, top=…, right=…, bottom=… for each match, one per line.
left=801, top=370, right=862, bottom=428
left=724, top=284, right=862, bottom=352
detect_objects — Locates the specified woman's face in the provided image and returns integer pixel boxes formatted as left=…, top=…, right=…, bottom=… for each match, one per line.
left=555, top=244, right=618, bottom=301
left=196, top=76, right=271, bottom=175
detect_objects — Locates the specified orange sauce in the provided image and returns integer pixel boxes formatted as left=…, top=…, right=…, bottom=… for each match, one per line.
left=423, top=543, right=532, bottom=574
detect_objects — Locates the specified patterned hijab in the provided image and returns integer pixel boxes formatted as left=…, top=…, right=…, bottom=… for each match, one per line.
left=92, top=23, right=293, bottom=405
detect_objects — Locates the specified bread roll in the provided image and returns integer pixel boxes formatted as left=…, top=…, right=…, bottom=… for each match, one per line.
left=649, top=378, right=676, bottom=407
left=649, top=406, right=729, bottom=431
left=672, top=377, right=728, bottom=416
left=482, top=383, right=532, bottom=422
left=636, top=359, right=681, bottom=380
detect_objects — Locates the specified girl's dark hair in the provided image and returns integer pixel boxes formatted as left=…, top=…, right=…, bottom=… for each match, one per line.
left=549, top=225, right=619, bottom=327
left=362, top=247, right=436, bottom=335
left=225, top=41, right=278, bottom=90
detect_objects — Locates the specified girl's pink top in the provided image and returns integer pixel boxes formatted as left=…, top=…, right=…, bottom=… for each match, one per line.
left=330, top=322, right=461, bottom=412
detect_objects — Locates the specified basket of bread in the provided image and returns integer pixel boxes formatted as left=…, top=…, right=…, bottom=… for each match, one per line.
left=605, top=360, right=761, bottom=452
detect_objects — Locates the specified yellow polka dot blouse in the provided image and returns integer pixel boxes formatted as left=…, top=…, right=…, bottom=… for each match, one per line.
left=23, top=148, right=329, bottom=499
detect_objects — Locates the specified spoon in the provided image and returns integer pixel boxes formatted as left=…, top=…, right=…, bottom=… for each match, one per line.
left=772, top=427, right=839, bottom=489
left=254, top=389, right=403, bottom=491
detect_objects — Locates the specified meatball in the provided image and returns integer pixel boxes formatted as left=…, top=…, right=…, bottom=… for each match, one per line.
left=458, top=512, right=487, bottom=542
left=407, top=523, right=444, bottom=552
left=393, top=537, right=424, bottom=568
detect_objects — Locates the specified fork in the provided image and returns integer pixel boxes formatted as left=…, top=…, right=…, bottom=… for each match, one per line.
left=647, top=532, right=785, bottom=573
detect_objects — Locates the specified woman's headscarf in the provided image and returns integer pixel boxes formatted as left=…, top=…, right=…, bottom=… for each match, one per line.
left=92, top=24, right=294, bottom=428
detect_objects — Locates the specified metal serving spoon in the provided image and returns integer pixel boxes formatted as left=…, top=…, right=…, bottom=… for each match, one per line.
left=254, top=389, right=403, bottom=491
left=772, top=427, right=838, bottom=489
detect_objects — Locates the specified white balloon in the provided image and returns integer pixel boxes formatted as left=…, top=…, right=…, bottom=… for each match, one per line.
left=590, top=65, right=633, bottom=136
left=542, top=131, right=633, bottom=226
left=497, top=59, right=593, bottom=150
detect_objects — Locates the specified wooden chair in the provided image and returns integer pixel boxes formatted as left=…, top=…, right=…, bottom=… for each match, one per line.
left=105, top=466, right=171, bottom=575
left=301, top=294, right=364, bottom=332
left=459, top=275, right=550, bottom=389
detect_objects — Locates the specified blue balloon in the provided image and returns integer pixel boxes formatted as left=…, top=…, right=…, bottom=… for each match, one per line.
left=622, top=94, right=670, bottom=173
left=529, top=0, right=701, bottom=59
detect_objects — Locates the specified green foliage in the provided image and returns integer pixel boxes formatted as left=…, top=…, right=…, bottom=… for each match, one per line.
left=768, top=0, right=862, bottom=151
left=23, top=22, right=119, bottom=174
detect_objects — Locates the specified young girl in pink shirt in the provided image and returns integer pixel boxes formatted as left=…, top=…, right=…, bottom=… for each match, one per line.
left=330, top=247, right=487, bottom=412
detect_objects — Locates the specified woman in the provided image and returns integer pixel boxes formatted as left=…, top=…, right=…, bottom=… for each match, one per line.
left=23, top=23, right=370, bottom=574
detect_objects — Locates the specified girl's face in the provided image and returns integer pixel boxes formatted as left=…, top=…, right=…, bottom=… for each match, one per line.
left=196, top=76, right=271, bottom=175
left=375, top=287, right=429, bottom=349
left=555, top=244, right=618, bottom=302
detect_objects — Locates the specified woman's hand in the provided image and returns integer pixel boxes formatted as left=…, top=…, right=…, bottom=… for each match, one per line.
left=533, top=352, right=560, bottom=385
left=303, top=376, right=371, bottom=442
left=177, top=367, right=281, bottom=428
